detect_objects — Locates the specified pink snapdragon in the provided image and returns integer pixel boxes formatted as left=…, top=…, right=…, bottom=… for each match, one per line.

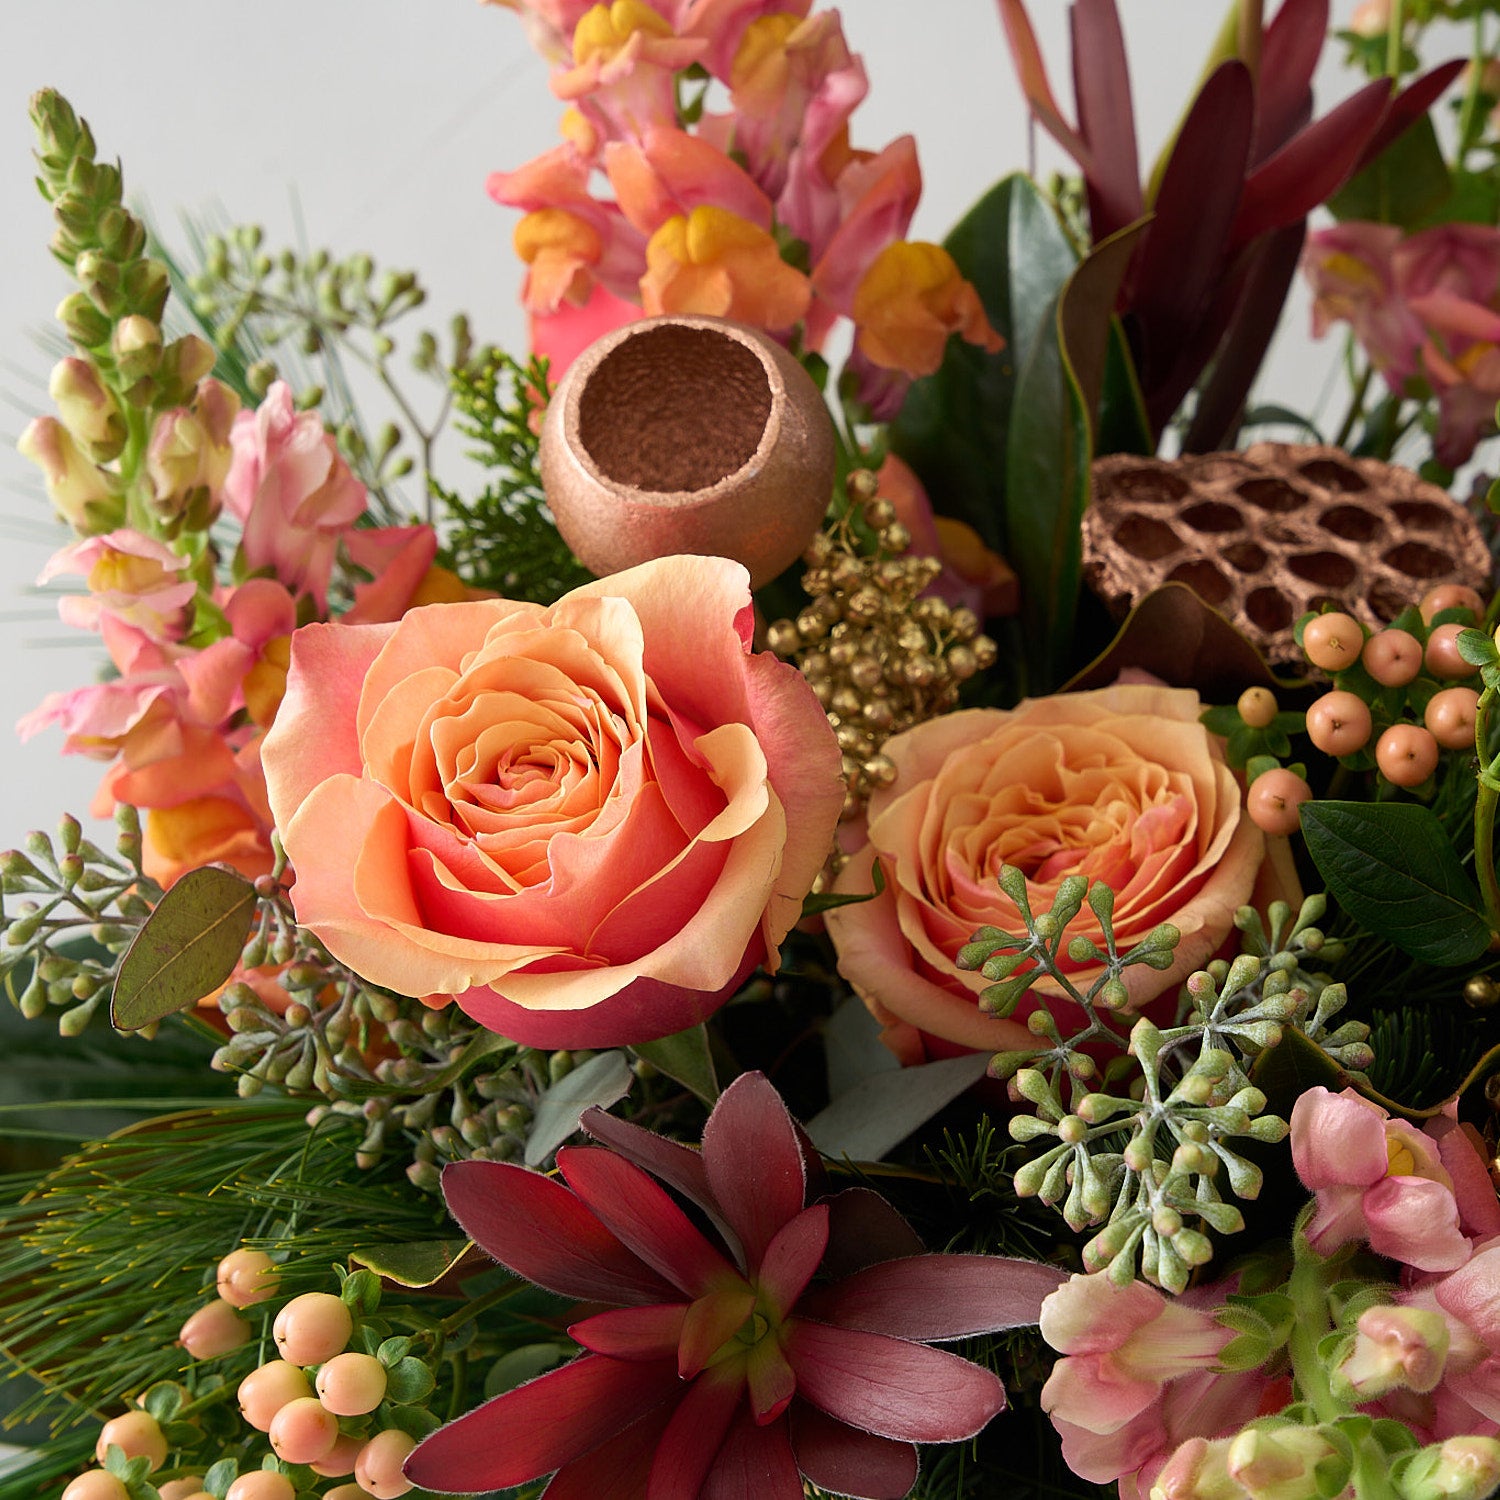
left=38, top=529, right=197, bottom=642
left=1290, top=1087, right=1471, bottom=1273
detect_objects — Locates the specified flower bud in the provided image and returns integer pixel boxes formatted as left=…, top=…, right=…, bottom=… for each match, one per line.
left=55, top=290, right=112, bottom=348
left=48, top=357, right=124, bottom=459
left=1336, top=1303, right=1449, bottom=1398
left=158, top=333, right=217, bottom=399
left=17, top=417, right=123, bottom=532
left=1227, top=1424, right=1346, bottom=1500
left=1150, top=1436, right=1241, bottom=1500
left=1395, top=1436, right=1500, bottom=1500
left=146, top=377, right=238, bottom=523
left=110, top=314, right=161, bottom=381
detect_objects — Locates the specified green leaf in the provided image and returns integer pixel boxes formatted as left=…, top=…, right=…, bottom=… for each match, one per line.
left=1326, top=113, right=1451, bottom=230
left=823, top=997, right=899, bottom=1103
left=384, top=1355, right=436, bottom=1405
left=110, top=864, right=257, bottom=1029
left=523, top=1049, right=633, bottom=1166
left=351, top=1240, right=469, bottom=1289
left=1299, top=800, right=1492, bottom=965
left=630, top=1023, right=718, bottom=1106
left=1249, top=1025, right=1350, bottom=1119
left=483, top=1343, right=570, bottom=1400
left=804, top=1052, right=992, bottom=1162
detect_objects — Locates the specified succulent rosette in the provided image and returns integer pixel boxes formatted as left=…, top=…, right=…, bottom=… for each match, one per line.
left=405, top=1071, right=1066, bottom=1498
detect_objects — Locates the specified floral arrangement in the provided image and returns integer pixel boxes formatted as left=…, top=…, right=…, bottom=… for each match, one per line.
left=10, top=3, right=1500, bottom=1500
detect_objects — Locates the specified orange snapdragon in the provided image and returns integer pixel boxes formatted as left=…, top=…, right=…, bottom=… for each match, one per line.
left=851, top=240, right=1003, bottom=376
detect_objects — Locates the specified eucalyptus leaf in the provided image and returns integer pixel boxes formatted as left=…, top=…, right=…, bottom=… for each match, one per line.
left=823, top=997, right=899, bottom=1103
left=630, top=1022, right=718, bottom=1105
left=805, top=1052, right=991, bottom=1162
left=110, top=864, right=257, bottom=1030
left=1299, top=800, right=1492, bottom=966
left=524, top=1049, right=633, bottom=1166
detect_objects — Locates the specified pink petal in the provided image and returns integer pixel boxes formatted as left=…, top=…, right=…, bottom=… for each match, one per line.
left=647, top=1364, right=744, bottom=1500
left=701, top=1072, right=809, bottom=1269
left=789, top=1404, right=919, bottom=1500
left=700, top=1409, right=803, bottom=1500
left=571, top=1304, right=688, bottom=1361
left=559, top=1146, right=742, bottom=1296
left=441, top=1159, right=676, bottom=1306
left=1364, top=1176, right=1471, bottom=1272
left=1432, top=1121, right=1500, bottom=1241
left=1289, top=1087, right=1389, bottom=1191
left=798, top=1255, right=1066, bottom=1341
left=403, top=1354, right=681, bottom=1492
left=757, top=1206, right=829, bottom=1322
left=784, top=1320, right=1006, bottom=1442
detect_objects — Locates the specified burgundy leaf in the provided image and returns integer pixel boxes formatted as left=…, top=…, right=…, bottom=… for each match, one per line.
left=404, top=1353, right=680, bottom=1492
left=541, top=1403, right=678, bottom=1500
left=679, top=1285, right=757, bottom=1378
left=1252, top=0, right=1328, bottom=164
left=747, top=1334, right=797, bottom=1423
left=758, top=1205, right=830, bottom=1321
left=1129, top=60, right=1253, bottom=391
left=820, top=1187, right=925, bottom=1278
left=790, top=1405, right=919, bottom=1500
left=559, top=1146, right=741, bottom=1297
left=1070, top=0, right=1142, bottom=239
left=785, top=1320, right=1006, bottom=1443
left=1353, top=60, right=1465, bottom=175
left=700, top=1408, right=804, bottom=1500
left=701, top=1072, right=808, bottom=1269
left=441, top=1159, right=675, bottom=1307
left=569, top=1303, right=687, bottom=1361
left=996, top=0, right=1094, bottom=170
left=649, top=1363, right=746, bottom=1500
left=798, top=1254, right=1067, bottom=1342
left=1230, top=77, right=1389, bottom=248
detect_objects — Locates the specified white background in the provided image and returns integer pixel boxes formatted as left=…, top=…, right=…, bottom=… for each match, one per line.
left=0, top=2, right=1442, bottom=844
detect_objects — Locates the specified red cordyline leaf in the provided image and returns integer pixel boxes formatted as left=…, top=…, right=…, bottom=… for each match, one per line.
left=570, top=1303, right=687, bottom=1361
left=541, top=1404, right=678, bottom=1500
left=790, top=1405, right=919, bottom=1500
left=1070, top=0, right=1142, bottom=239
left=1252, top=0, right=1327, bottom=164
left=995, top=0, right=1093, bottom=169
left=701, top=1409, right=803, bottom=1500
left=679, top=1285, right=757, bottom=1377
left=1353, top=59, right=1465, bottom=174
left=756, top=1205, right=830, bottom=1320
left=821, top=1187, right=926, bottom=1277
left=650, top=1363, right=745, bottom=1500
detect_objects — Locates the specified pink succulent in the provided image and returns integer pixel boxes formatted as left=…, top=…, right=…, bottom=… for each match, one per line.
left=405, top=1071, right=1065, bottom=1499
left=1290, top=1087, right=1472, bottom=1273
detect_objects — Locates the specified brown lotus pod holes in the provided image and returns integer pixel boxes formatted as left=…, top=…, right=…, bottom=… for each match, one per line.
left=1084, top=444, right=1493, bottom=666
left=577, top=324, right=774, bottom=493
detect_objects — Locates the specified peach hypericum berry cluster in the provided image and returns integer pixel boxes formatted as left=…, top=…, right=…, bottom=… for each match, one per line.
left=63, top=1249, right=435, bottom=1500
left=1232, top=584, right=1487, bottom=836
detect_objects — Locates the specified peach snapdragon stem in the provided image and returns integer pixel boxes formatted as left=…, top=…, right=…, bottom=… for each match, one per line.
left=1386, top=0, right=1406, bottom=81
left=1287, top=1234, right=1339, bottom=1426
left=1472, top=683, right=1500, bottom=946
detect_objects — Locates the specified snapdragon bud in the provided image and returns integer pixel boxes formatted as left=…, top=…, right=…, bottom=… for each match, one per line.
left=1227, top=1424, right=1346, bottom=1500
left=111, top=314, right=161, bottom=380
left=1150, top=1436, right=1241, bottom=1500
left=48, top=357, right=124, bottom=458
left=1336, top=1303, right=1450, bottom=1399
left=1395, top=1436, right=1500, bottom=1500
left=17, top=416, right=123, bottom=532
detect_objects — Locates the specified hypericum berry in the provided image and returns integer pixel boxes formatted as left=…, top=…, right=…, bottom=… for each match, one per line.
left=311, top=1431, right=366, bottom=1478
left=1425, top=686, right=1482, bottom=750
left=95, top=1409, right=167, bottom=1470
left=267, top=1394, right=341, bottom=1464
left=238, top=1359, right=313, bottom=1431
left=272, top=1291, right=353, bottom=1365
left=316, top=1351, right=389, bottom=1416
left=1236, top=686, right=1278, bottom=729
left=324, top=1486, right=372, bottom=1500
left=355, top=1428, right=418, bottom=1499
left=224, top=1473, right=297, bottom=1500
left=1361, top=628, right=1423, bottom=686
left=1305, top=691, right=1373, bottom=757
left=61, top=1473, right=130, bottom=1500
left=1302, top=611, right=1365, bottom=671
left=216, top=1248, right=280, bottom=1309
left=154, top=1481, right=208, bottom=1500
left=1426, top=622, right=1480, bottom=680
left=1376, top=724, right=1441, bottom=787
left=1420, top=583, right=1484, bottom=624
left=178, top=1298, right=251, bottom=1359
left=1246, top=769, right=1312, bottom=836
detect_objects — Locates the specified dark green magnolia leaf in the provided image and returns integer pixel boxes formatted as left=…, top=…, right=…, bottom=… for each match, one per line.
left=1248, top=1026, right=1350, bottom=1121
left=351, top=1240, right=470, bottom=1289
left=110, top=864, right=257, bottom=1030
left=1300, top=800, right=1492, bottom=966
left=524, top=1049, right=633, bottom=1166
left=630, top=1022, right=719, bottom=1106
left=805, top=1052, right=991, bottom=1162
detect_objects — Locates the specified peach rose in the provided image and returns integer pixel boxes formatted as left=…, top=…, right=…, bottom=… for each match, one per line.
left=824, top=684, right=1271, bottom=1062
left=261, top=556, right=844, bottom=1048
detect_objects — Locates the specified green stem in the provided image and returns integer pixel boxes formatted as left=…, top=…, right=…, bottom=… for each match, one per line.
left=1286, top=1237, right=1341, bottom=1424
left=1333, top=360, right=1372, bottom=451
left=437, top=1276, right=525, bottom=1335
left=1386, top=0, right=1406, bottom=80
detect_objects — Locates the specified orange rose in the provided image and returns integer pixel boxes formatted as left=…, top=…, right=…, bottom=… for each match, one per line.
left=261, top=556, right=843, bottom=1048
left=825, top=684, right=1273, bottom=1063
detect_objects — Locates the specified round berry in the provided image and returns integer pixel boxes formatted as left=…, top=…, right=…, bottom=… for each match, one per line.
left=1302, top=611, right=1365, bottom=671
left=238, top=1359, right=313, bottom=1432
left=1236, top=686, right=1278, bottom=729
left=311, top=1432, right=366, bottom=1478
left=1305, top=691, right=1373, bottom=757
left=1425, top=686, right=1482, bottom=751
left=1361, top=628, right=1423, bottom=687
left=316, top=1351, right=389, bottom=1416
left=324, top=1486, right=372, bottom=1500
left=61, top=1473, right=130, bottom=1500
left=178, top=1298, right=250, bottom=1359
left=217, top=1248, right=280, bottom=1309
left=1425, top=622, right=1480, bottom=680
left=1420, top=583, right=1484, bottom=624
left=272, top=1291, right=353, bottom=1365
left=268, top=1394, right=341, bottom=1465
left=1246, top=769, right=1312, bottom=836
left=355, top=1428, right=418, bottom=1499
left=224, top=1474, right=297, bottom=1500
left=1376, top=724, right=1441, bottom=787
left=95, top=1409, right=167, bottom=1470
left=155, top=1483, right=208, bottom=1500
